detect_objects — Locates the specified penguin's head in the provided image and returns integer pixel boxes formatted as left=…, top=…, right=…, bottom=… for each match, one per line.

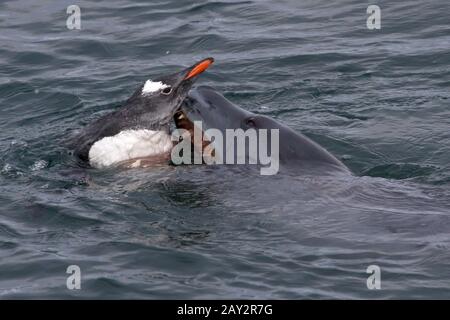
left=124, top=57, right=214, bottom=130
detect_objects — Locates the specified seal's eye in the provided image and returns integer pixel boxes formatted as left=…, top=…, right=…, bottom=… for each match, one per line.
left=245, top=117, right=256, bottom=127
left=161, top=86, right=172, bottom=95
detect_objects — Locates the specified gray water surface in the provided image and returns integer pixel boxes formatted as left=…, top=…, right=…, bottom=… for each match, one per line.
left=0, top=0, right=449, bottom=298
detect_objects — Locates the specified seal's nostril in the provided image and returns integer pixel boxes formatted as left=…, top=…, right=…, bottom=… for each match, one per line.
left=184, top=97, right=194, bottom=107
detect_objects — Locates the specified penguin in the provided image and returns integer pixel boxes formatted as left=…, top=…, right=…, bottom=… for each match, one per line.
left=71, top=58, right=214, bottom=168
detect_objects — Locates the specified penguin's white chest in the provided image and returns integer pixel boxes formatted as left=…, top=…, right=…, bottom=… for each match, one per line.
left=88, top=129, right=173, bottom=168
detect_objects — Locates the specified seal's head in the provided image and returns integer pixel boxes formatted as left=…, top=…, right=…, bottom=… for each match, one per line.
left=175, top=86, right=351, bottom=174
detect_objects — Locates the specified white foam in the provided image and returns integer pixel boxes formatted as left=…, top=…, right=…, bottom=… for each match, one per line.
left=141, top=80, right=170, bottom=95
left=88, top=129, right=173, bottom=168
left=1, top=163, right=13, bottom=173
left=30, top=160, right=48, bottom=171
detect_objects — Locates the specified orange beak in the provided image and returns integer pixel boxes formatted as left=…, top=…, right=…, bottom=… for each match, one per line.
left=184, top=57, right=214, bottom=80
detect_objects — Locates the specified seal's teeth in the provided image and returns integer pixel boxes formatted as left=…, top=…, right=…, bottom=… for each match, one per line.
left=175, top=112, right=185, bottom=121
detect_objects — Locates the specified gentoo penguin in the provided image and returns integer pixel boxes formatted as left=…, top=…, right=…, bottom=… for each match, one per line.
left=71, top=58, right=214, bottom=168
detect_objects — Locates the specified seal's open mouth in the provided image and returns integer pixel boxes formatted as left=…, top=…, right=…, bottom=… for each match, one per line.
left=173, top=109, right=215, bottom=161
left=173, top=109, right=193, bottom=135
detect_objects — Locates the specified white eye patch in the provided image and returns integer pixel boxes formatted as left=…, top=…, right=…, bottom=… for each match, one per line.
left=142, top=80, right=170, bottom=95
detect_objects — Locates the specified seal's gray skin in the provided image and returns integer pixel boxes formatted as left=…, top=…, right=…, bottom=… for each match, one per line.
left=181, top=86, right=351, bottom=174
left=71, top=58, right=214, bottom=162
